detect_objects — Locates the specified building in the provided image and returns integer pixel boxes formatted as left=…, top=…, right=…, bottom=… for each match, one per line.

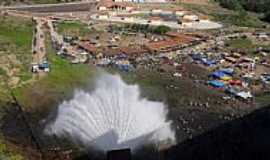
left=151, top=8, right=163, bottom=14
left=78, top=42, right=97, bottom=55
left=120, top=46, right=149, bottom=57
left=97, top=5, right=107, bottom=11
left=148, top=17, right=162, bottom=25
left=118, top=15, right=135, bottom=22
left=95, top=12, right=110, bottom=19
left=145, top=39, right=190, bottom=53
left=183, top=14, right=199, bottom=22
left=97, top=1, right=135, bottom=12
left=145, top=33, right=195, bottom=53
left=174, top=10, right=187, bottom=17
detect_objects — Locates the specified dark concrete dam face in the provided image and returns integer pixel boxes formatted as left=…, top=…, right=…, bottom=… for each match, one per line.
left=8, top=2, right=97, bottom=12
left=164, top=105, right=270, bottom=160
left=44, top=73, right=175, bottom=153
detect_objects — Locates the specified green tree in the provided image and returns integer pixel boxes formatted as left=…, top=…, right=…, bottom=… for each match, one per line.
left=153, top=25, right=171, bottom=35
left=263, top=11, right=270, bottom=22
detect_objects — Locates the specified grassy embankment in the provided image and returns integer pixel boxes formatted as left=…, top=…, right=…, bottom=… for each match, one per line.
left=13, top=29, right=95, bottom=111
left=0, top=15, right=34, bottom=160
left=57, top=21, right=91, bottom=37
left=0, top=16, right=94, bottom=159
left=0, top=15, right=33, bottom=104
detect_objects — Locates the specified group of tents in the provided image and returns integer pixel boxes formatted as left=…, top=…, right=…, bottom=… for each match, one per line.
left=96, top=53, right=134, bottom=72
left=191, top=53, right=218, bottom=67
left=208, top=68, right=253, bottom=100
left=208, top=69, right=234, bottom=87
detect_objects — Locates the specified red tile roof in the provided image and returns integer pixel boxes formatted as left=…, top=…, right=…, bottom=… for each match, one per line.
left=146, top=35, right=194, bottom=52
left=149, top=16, right=162, bottom=21
left=98, top=1, right=134, bottom=8
left=78, top=42, right=97, bottom=53
left=120, top=46, right=148, bottom=55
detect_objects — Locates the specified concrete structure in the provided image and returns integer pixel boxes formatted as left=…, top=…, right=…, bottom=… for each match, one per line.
left=148, top=17, right=162, bottom=25
left=96, top=13, right=110, bottom=19
left=183, top=14, right=199, bottom=22
left=97, top=6, right=107, bottom=11
left=175, top=10, right=186, bottom=17
left=97, top=2, right=135, bottom=12
left=151, top=9, right=162, bottom=14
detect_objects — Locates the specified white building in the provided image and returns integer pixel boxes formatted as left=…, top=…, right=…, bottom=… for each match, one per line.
left=175, top=10, right=186, bottom=17
left=96, top=13, right=109, bottom=19
left=148, top=17, right=162, bottom=25
left=183, top=14, right=199, bottom=22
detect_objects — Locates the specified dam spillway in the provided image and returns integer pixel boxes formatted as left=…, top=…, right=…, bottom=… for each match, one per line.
left=44, top=73, right=175, bottom=152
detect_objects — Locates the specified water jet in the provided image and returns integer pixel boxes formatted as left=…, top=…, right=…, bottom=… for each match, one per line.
left=44, top=73, right=175, bottom=155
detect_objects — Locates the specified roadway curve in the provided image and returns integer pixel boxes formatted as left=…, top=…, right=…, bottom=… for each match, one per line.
left=0, top=2, right=98, bottom=12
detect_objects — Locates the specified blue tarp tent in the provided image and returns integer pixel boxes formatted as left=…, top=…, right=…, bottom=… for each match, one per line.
left=219, top=68, right=234, bottom=76
left=191, top=54, right=203, bottom=61
left=39, top=61, right=49, bottom=69
left=208, top=80, right=225, bottom=88
left=202, top=59, right=217, bottom=66
left=210, top=71, right=227, bottom=79
left=116, top=53, right=128, bottom=59
left=117, top=64, right=134, bottom=72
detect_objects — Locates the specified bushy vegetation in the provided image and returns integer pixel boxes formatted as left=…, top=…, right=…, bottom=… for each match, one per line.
left=177, top=2, right=264, bottom=28
left=113, top=24, right=171, bottom=35
left=0, top=139, right=24, bottom=160
left=225, top=37, right=270, bottom=55
left=0, top=15, right=33, bottom=102
left=216, top=0, right=270, bottom=22
left=153, top=25, right=172, bottom=34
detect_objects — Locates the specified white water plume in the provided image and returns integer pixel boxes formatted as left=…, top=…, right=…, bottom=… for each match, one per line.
left=44, top=73, right=175, bottom=152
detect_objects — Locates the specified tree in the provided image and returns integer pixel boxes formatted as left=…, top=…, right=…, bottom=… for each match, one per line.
left=263, top=11, right=270, bottom=23
left=153, top=25, right=171, bottom=35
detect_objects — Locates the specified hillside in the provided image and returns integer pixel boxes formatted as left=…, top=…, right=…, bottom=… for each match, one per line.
left=216, top=0, right=270, bottom=22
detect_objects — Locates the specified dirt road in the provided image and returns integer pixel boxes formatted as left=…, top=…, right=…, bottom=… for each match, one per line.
left=0, top=1, right=97, bottom=13
left=33, top=18, right=46, bottom=64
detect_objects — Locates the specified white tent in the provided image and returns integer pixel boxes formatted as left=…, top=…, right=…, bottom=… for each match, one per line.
left=236, top=91, right=253, bottom=100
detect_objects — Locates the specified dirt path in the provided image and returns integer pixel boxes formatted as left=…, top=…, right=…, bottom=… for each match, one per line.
left=32, top=17, right=47, bottom=76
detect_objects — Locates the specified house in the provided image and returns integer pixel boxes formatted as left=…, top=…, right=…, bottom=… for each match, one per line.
left=145, top=33, right=195, bottom=53
left=151, top=9, right=162, bottom=14
left=148, top=17, right=162, bottom=25
left=96, top=13, right=109, bottom=19
left=145, top=40, right=185, bottom=53
left=97, top=5, right=107, bottom=11
left=165, top=32, right=196, bottom=41
left=183, top=14, right=199, bottom=22
left=120, top=46, right=148, bottom=57
left=225, top=56, right=237, bottom=63
left=97, top=2, right=135, bottom=12
left=118, top=15, right=134, bottom=22
left=174, top=10, right=187, bottom=17
left=78, top=42, right=97, bottom=55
